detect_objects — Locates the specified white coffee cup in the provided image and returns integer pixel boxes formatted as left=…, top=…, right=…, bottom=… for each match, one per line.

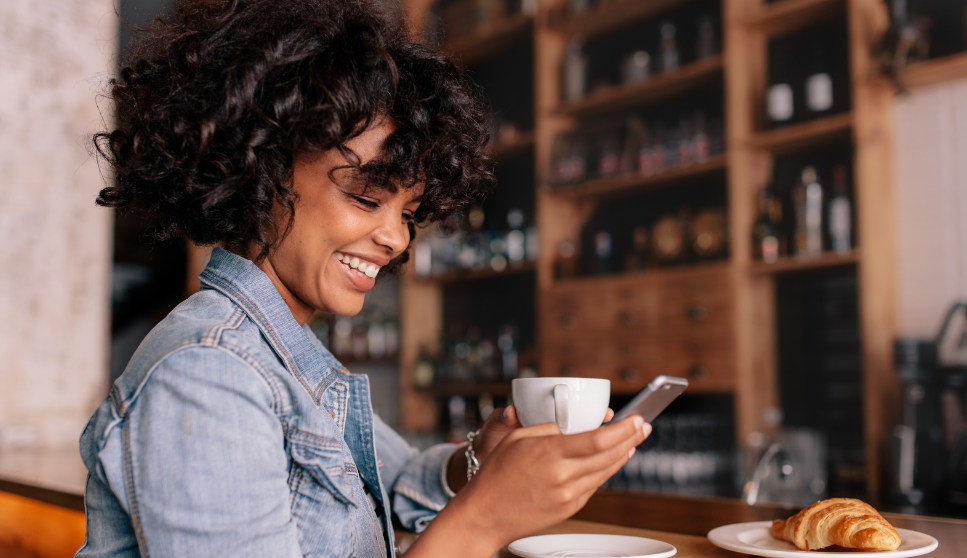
left=511, top=377, right=611, bottom=434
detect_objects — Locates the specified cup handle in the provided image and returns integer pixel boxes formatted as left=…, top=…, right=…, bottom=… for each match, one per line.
left=553, top=384, right=572, bottom=433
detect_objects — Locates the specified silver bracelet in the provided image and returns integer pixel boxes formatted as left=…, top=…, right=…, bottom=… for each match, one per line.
left=465, top=430, right=480, bottom=481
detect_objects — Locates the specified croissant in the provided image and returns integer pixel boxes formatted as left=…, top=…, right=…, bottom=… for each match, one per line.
left=771, top=498, right=901, bottom=551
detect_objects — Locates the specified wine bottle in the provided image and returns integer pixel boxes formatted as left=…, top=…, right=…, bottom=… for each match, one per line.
left=793, top=166, right=824, bottom=257
left=767, top=42, right=794, bottom=125
left=562, top=38, right=587, bottom=102
left=593, top=230, right=613, bottom=275
left=828, top=164, right=852, bottom=253
left=805, top=39, right=833, bottom=115
left=752, top=184, right=781, bottom=263
left=660, top=21, right=679, bottom=72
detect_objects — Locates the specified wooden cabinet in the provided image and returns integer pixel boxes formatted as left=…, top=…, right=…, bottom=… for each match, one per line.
left=540, top=266, right=734, bottom=394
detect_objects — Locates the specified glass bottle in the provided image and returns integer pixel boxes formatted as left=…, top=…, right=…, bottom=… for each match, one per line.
left=793, top=166, right=824, bottom=257
left=660, top=21, right=680, bottom=72
left=752, top=184, right=782, bottom=263
left=828, top=164, right=852, bottom=253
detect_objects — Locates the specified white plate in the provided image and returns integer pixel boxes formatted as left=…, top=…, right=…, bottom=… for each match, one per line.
left=508, top=533, right=677, bottom=558
left=707, top=521, right=939, bottom=558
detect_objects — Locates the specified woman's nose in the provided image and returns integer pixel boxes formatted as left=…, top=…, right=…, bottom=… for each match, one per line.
left=372, top=215, right=409, bottom=255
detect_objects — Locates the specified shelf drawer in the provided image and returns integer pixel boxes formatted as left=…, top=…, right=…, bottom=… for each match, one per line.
left=540, top=335, right=663, bottom=392
left=541, top=280, right=661, bottom=338
left=662, top=337, right=735, bottom=392
left=658, top=270, right=732, bottom=337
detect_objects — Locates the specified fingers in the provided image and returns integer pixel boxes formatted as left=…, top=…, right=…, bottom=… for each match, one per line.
left=560, top=415, right=647, bottom=457
left=569, top=421, right=651, bottom=477
left=603, top=408, right=615, bottom=423
left=506, top=421, right=562, bottom=441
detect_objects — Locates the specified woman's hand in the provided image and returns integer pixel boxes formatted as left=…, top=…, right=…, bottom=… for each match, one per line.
left=420, top=415, right=649, bottom=558
left=446, top=406, right=616, bottom=492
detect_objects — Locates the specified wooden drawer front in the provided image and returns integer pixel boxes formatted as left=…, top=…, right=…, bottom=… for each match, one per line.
left=659, top=271, right=732, bottom=337
left=663, top=338, right=735, bottom=392
left=541, top=336, right=663, bottom=392
left=542, top=282, right=660, bottom=339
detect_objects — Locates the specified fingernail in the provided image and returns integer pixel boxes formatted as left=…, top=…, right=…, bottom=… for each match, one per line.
left=642, top=422, right=652, bottom=437
left=632, top=415, right=644, bottom=431
left=628, top=447, right=636, bottom=458
left=502, top=407, right=510, bottom=420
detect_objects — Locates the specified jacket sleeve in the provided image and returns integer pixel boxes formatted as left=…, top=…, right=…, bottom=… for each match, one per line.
left=372, top=415, right=460, bottom=532
left=122, top=345, right=303, bottom=558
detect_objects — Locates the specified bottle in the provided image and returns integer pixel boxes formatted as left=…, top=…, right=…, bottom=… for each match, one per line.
left=593, top=230, right=613, bottom=275
left=562, top=38, right=587, bottom=102
left=553, top=240, right=577, bottom=278
left=660, top=21, right=680, bottom=72
left=793, top=166, right=824, bottom=257
left=367, top=311, right=386, bottom=360
left=805, top=40, right=834, bottom=115
left=676, top=114, right=693, bottom=166
left=752, top=184, right=782, bottom=263
left=624, top=226, right=649, bottom=271
left=692, top=110, right=711, bottom=162
left=767, top=44, right=794, bottom=125
left=413, top=350, right=435, bottom=388
left=498, top=324, right=518, bottom=381
left=828, top=165, right=852, bottom=253
left=506, top=208, right=526, bottom=264
left=696, top=14, right=717, bottom=59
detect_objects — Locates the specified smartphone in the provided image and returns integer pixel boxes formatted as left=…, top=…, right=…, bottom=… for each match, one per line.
left=612, top=375, right=688, bottom=423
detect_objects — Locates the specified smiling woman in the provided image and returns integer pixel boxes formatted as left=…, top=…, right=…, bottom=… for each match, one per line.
left=81, top=1, right=649, bottom=557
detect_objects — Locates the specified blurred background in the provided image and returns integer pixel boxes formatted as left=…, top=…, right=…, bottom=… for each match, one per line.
left=4, top=1, right=967, bottom=553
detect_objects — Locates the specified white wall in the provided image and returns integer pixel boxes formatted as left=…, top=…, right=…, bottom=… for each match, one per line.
left=0, top=1, right=116, bottom=449
left=893, top=77, right=967, bottom=339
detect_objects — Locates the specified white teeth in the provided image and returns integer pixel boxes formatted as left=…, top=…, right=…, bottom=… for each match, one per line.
left=365, top=266, right=379, bottom=278
left=334, top=252, right=343, bottom=260
left=358, top=262, right=369, bottom=274
left=342, top=255, right=351, bottom=264
left=350, top=257, right=360, bottom=269
left=336, top=253, right=379, bottom=278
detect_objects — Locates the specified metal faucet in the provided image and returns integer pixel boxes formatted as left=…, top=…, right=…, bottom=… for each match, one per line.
left=745, top=442, right=794, bottom=505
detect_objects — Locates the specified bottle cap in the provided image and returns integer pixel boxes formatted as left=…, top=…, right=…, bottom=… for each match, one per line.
left=802, top=166, right=817, bottom=184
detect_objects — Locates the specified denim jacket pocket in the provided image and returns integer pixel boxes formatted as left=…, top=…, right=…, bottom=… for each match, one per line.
left=287, top=432, right=358, bottom=507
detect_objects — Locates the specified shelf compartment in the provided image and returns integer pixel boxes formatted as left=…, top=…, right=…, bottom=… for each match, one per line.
left=416, top=382, right=512, bottom=397
left=490, top=130, right=536, bottom=159
left=416, top=261, right=536, bottom=284
left=749, top=250, right=858, bottom=275
left=750, top=113, right=853, bottom=154
left=551, top=260, right=731, bottom=289
left=549, top=0, right=689, bottom=40
left=902, top=51, right=967, bottom=90
left=747, top=0, right=845, bottom=38
left=558, top=56, right=724, bottom=117
left=548, top=154, right=727, bottom=199
left=443, top=14, right=533, bottom=67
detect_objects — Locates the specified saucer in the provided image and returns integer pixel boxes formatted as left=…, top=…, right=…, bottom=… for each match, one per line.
left=707, top=521, right=939, bottom=558
left=508, top=533, right=677, bottom=558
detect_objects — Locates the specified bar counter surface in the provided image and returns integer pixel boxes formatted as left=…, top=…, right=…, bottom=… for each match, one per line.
left=2, top=451, right=965, bottom=557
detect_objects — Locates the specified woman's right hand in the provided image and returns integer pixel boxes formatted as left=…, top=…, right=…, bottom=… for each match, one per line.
left=415, top=415, right=649, bottom=556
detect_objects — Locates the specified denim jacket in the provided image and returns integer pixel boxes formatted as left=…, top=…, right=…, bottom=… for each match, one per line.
left=76, top=248, right=456, bottom=558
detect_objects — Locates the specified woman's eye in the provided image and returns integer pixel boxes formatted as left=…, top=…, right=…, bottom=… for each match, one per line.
left=352, top=195, right=379, bottom=208
left=403, top=212, right=415, bottom=222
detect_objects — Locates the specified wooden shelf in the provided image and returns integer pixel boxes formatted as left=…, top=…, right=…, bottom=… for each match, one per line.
left=550, top=0, right=688, bottom=39
left=902, top=51, right=967, bottom=90
left=416, top=261, right=536, bottom=284
left=416, top=382, right=513, bottom=397
left=490, top=130, right=535, bottom=159
left=552, top=260, right=731, bottom=288
left=747, top=0, right=845, bottom=37
left=749, top=250, right=858, bottom=275
left=749, top=112, right=853, bottom=154
left=558, top=55, right=724, bottom=117
left=443, top=14, right=533, bottom=67
left=548, top=155, right=727, bottom=199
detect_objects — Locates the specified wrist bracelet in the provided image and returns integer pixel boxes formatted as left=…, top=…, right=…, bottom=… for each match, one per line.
left=465, top=430, right=480, bottom=481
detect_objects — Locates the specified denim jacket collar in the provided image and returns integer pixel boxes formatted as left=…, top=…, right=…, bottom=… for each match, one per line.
left=198, top=248, right=342, bottom=405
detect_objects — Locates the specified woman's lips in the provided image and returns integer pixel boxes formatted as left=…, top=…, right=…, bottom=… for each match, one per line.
left=333, top=251, right=379, bottom=290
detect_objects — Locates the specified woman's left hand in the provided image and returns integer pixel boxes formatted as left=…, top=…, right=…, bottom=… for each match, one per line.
left=446, top=405, right=615, bottom=492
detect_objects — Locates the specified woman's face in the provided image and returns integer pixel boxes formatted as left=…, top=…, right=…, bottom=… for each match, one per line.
left=256, top=120, right=422, bottom=324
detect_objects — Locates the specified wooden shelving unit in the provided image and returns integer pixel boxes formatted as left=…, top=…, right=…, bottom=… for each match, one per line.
left=490, top=130, right=536, bottom=159
left=549, top=155, right=727, bottom=199
left=416, top=382, right=513, bottom=397
left=401, top=0, right=906, bottom=496
left=902, top=51, right=967, bottom=90
left=558, top=55, right=725, bottom=117
left=749, top=112, right=853, bottom=153
left=749, top=250, right=858, bottom=275
left=443, top=13, right=533, bottom=67
left=747, top=0, right=845, bottom=36
left=416, top=262, right=536, bottom=284
left=550, top=0, right=690, bottom=38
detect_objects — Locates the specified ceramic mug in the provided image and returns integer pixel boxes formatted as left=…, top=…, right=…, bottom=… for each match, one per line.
left=511, top=377, right=611, bottom=434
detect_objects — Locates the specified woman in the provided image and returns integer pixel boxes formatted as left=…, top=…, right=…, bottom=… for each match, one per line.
left=80, top=1, right=649, bottom=557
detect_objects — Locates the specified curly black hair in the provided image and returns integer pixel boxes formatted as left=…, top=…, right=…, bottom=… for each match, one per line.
left=95, top=0, right=494, bottom=272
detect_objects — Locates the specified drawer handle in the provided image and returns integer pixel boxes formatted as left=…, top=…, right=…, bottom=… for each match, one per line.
left=619, top=367, right=640, bottom=382
left=617, top=310, right=638, bottom=326
left=561, top=367, right=577, bottom=377
left=689, top=365, right=709, bottom=380
left=686, top=305, right=708, bottom=322
left=559, top=314, right=575, bottom=329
